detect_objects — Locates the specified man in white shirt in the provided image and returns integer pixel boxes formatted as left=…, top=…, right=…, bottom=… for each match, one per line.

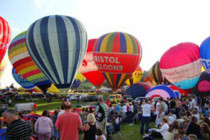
left=121, top=104, right=127, bottom=122
left=141, top=99, right=152, bottom=134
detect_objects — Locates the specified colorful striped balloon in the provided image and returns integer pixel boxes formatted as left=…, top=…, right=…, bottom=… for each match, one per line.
left=12, top=68, right=35, bottom=90
left=160, top=43, right=201, bottom=89
left=72, top=72, right=86, bottom=89
left=149, top=61, right=170, bottom=85
left=0, top=16, right=11, bottom=63
left=8, top=31, right=51, bottom=92
left=93, top=32, right=142, bottom=91
left=26, top=15, right=87, bottom=92
left=0, top=57, right=7, bottom=80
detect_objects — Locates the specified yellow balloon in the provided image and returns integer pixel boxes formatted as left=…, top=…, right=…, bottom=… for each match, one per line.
left=0, top=57, right=7, bottom=80
left=48, top=84, right=60, bottom=93
left=125, top=66, right=143, bottom=86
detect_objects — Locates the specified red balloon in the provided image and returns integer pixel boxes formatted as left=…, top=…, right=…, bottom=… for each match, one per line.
left=0, top=16, right=11, bottom=63
left=79, top=39, right=105, bottom=88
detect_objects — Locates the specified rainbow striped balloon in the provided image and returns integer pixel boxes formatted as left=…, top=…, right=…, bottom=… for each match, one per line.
left=93, top=32, right=142, bottom=91
left=8, top=31, right=51, bottom=92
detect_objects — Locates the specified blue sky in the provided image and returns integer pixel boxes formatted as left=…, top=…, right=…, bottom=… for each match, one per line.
left=1, top=0, right=210, bottom=88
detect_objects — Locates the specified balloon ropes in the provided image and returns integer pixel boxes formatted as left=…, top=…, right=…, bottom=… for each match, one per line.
left=8, top=31, right=51, bottom=93
left=124, top=82, right=151, bottom=99
left=26, top=15, right=87, bottom=94
left=145, top=85, right=176, bottom=100
left=93, top=32, right=142, bottom=91
left=160, top=42, right=201, bottom=89
left=0, top=16, right=11, bottom=63
left=79, top=39, right=105, bottom=88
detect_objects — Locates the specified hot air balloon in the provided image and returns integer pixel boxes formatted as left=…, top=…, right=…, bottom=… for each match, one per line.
left=124, top=82, right=151, bottom=99
left=0, top=57, right=7, bottom=80
left=150, top=61, right=170, bottom=85
left=72, top=72, right=86, bottom=89
left=168, top=85, right=189, bottom=98
left=79, top=39, right=105, bottom=88
left=191, top=71, right=210, bottom=95
left=200, top=37, right=210, bottom=75
left=145, top=85, right=176, bottom=100
left=12, top=68, right=35, bottom=90
left=0, top=16, right=11, bottom=63
left=159, top=43, right=201, bottom=89
left=125, top=66, right=143, bottom=86
left=8, top=31, right=51, bottom=93
left=26, top=15, right=87, bottom=93
left=93, top=32, right=142, bottom=91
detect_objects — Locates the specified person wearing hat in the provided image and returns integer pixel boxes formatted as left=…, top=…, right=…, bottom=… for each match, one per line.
left=82, top=113, right=97, bottom=140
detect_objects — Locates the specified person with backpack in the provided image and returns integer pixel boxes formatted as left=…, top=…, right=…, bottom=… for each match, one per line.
left=94, top=97, right=108, bottom=135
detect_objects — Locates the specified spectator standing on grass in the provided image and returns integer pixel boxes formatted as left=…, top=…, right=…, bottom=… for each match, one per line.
left=2, top=109, right=32, bottom=140
left=95, top=97, right=108, bottom=135
left=52, top=109, right=59, bottom=140
left=141, top=99, right=152, bottom=134
left=83, top=113, right=97, bottom=140
left=34, top=110, right=53, bottom=140
left=55, top=101, right=83, bottom=140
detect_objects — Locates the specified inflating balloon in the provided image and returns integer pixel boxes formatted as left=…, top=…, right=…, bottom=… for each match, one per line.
left=72, top=72, right=86, bottom=89
left=192, top=71, right=210, bottom=95
left=124, top=82, right=151, bottom=99
left=93, top=32, right=142, bottom=91
left=12, top=68, right=35, bottom=90
left=168, top=85, right=189, bottom=98
left=160, top=43, right=201, bottom=89
left=150, top=61, right=170, bottom=85
left=26, top=15, right=87, bottom=93
left=145, top=85, right=176, bottom=100
left=0, top=57, right=6, bottom=80
left=200, top=37, right=210, bottom=75
left=8, top=31, right=51, bottom=93
left=125, top=66, right=143, bottom=86
left=79, top=39, right=105, bottom=88
left=0, top=16, right=11, bottom=63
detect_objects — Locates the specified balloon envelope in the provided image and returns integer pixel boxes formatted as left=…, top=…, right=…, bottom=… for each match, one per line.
left=72, top=72, right=86, bottom=89
left=93, top=32, right=142, bottom=91
left=26, top=15, right=87, bottom=92
left=12, top=68, right=35, bottom=90
left=0, top=16, right=11, bottom=63
left=125, top=66, right=143, bottom=86
left=8, top=31, right=51, bottom=93
left=145, top=85, right=176, bottom=100
left=168, top=84, right=189, bottom=98
left=160, top=43, right=201, bottom=89
left=0, top=57, right=7, bottom=80
left=79, top=39, right=105, bottom=88
left=150, top=61, right=170, bottom=85
left=124, top=82, right=151, bottom=99
left=200, top=37, right=210, bottom=75
left=192, top=71, right=210, bottom=95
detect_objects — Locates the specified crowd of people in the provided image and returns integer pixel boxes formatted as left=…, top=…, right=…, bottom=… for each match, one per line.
left=0, top=94, right=209, bottom=140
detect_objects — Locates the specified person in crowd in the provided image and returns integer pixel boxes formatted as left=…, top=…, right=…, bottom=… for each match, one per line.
left=141, top=99, right=152, bottom=134
left=186, top=116, right=202, bottom=139
left=94, top=97, right=108, bottom=135
left=80, top=108, right=86, bottom=124
left=158, top=97, right=166, bottom=125
left=167, top=110, right=177, bottom=124
left=149, top=118, right=169, bottom=139
left=200, top=122, right=209, bottom=140
left=55, top=101, right=83, bottom=140
left=154, top=98, right=160, bottom=127
left=17, top=112, right=24, bottom=121
left=115, top=103, right=121, bottom=113
left=163, top=121, right=179, bottom=140
left=96, top=128, right=106, bottom=140
left=2, top=109, right=32, bottom=139
left=83, top=113, right=97, bottom=140
left=58, top=103, right=65, bottom=116
left=52, top=109, right=59, bottom=140
left=121, top=103, right=127, bottom=123
left=34, top=110, right=53, bottom=140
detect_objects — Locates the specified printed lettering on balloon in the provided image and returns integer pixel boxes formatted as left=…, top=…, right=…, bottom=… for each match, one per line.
left=201, top=59, right=210, bottom=73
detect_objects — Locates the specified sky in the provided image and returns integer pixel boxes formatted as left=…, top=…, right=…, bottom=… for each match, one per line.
left=1, top=0, right=210, bottom=88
